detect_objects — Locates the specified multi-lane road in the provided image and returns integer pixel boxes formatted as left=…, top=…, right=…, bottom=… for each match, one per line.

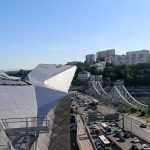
left=122, top=115, right=150, bottom=143
left=72, top=91, right=150, bottom=150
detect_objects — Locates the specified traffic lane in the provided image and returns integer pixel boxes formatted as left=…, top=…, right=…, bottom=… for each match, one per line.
left=96, top=122, right=142, bottom=150
left=108, top=133, right=141, bottom=150
left=124, top=117, right=150, bottom=143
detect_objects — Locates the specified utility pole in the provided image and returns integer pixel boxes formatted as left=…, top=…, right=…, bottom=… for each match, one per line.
left=122, top=113, right=124, bottom=130
left=131, top=117, right=132, bottom=133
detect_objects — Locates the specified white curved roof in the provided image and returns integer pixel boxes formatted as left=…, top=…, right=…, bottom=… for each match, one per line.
left=0, top=84, right=67, bottom=121
left=0, top=64, right=76, bottom=121
left=26, top=64, right=76, bottom=92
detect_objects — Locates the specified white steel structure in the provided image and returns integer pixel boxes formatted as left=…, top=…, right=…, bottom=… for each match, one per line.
left=0, top=64, right=76, bottom=150
left=26, top=64, right=76, bottom=92
left=88, top=81, right=148, bottom=110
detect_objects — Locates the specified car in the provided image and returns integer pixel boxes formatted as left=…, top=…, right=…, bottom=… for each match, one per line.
left=115, top=131, right=121, bottom=137
left=114, top=128, right=122, bottom=133
left=84, top=108, right=88, bottom=111
left=119, top=136, right=125, bottom=142
left=92, top=121, right=99, bottom=125
left=130, top=144, right=138, bottom=150
left=132, top=137, right=139, bottom=143
left=142, top=144, right=150, bottom=150
left=89, top=125, right=97, bottom=130
left=140, top=123, right=147, bottom=128
left=95, top=129, right=102, bottom=136
left=110, top=122, right=116, bottom=126
left=124, top=132, right=130, bottom=138
left=81, top=112, right=85, bottom=116
left=95, top=141, right=103, bottom=150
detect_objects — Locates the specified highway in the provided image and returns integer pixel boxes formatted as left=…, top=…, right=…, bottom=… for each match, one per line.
left=122, top=115, right=150, bottom=143
left=72, top=92, right=150, bottom=150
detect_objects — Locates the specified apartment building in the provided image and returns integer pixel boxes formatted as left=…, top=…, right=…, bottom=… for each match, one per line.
left=114, top=50, right=150, bottom=65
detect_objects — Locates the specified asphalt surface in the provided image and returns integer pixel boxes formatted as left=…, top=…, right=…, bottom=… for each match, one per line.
left=72, top=92, right=150, bottom=150
left=122, top=115, right=150, bottom=143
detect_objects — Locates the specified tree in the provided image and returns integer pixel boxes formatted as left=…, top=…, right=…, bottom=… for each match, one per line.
left=140, top=110, right=146, bottom=116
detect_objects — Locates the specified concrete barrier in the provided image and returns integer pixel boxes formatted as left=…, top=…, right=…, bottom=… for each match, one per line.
left=77, top=136, right=83, bottom=150
left=80, top=115, right=97, bottom=150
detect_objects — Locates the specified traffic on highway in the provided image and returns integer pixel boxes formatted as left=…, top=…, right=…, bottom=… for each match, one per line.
left=70, top=92, right=150, bottom=150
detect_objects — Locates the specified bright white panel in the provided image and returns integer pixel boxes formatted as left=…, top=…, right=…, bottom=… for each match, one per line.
left=44, top=66, right=76, bottom=92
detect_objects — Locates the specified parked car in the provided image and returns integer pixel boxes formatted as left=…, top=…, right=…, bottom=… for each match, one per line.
left=132, top=137, right=139, bottom=143
left=140, top=123, right=147, bottom=128
left=142, top=144, right=150, bottom=150
left=130, top=144, right=138, bottom=150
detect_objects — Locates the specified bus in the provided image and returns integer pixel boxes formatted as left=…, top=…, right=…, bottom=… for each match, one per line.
left=98, top=135, right=111, bottom=150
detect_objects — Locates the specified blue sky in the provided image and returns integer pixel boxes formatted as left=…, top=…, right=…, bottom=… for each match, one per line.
left=0, top=0, right=150, bottom=70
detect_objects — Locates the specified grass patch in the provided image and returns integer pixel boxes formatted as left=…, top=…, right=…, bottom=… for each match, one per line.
left=134, top=97, right=150, bottom=105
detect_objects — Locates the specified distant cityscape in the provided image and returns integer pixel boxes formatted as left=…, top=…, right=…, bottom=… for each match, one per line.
left=68, top=49, right=150, bottom=66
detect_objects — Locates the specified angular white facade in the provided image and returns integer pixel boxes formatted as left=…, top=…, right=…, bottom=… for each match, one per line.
left=26, top=64, right=76, bottom=92
left=0, top=64, right=76, bottom=150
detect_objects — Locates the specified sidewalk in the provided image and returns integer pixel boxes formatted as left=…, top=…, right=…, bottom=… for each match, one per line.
left=76, top=114, right=93, bottom=150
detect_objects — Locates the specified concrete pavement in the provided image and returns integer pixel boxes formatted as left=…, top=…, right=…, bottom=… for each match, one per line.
left=76, top=114, right=93, bottom=150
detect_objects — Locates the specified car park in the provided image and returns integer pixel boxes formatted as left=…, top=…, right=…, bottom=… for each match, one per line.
left=142, top=144, right=150, bottom=150
left=132, top=137, right=139, bottom=143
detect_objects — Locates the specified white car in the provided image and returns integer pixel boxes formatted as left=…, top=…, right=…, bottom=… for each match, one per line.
left=142, top=144, right=150, bottom=150
left=90, top=125, right=97, bottom=130
left=110, top=122, right=115, bottom=126
left=132, top=137, right=139, bottom=143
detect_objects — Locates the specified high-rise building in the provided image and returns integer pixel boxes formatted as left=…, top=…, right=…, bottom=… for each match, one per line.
left=114, top=50, right=150, bottom=65
left=96, top=49, right=115, bottom=61
left=85, top=54, right=96, bottom=65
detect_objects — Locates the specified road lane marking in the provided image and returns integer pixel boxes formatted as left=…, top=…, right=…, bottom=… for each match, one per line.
left=143, top=129, right=150, bottom=133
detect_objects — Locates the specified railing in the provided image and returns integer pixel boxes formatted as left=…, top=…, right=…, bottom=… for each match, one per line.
left=1, top=117, right=50, bottom=136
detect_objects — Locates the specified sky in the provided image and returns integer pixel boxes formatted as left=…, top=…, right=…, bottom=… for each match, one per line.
left=0, top=0, right=150, bottom=70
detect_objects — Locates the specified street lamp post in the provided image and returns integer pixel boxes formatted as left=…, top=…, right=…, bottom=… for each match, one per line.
left=122, top=113, right=124, bottom=130
left=131, top=117, right=132, bottom=133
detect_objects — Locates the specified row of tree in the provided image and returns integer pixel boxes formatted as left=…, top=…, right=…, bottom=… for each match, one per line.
left=74, top=62, right=150, bottom=87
